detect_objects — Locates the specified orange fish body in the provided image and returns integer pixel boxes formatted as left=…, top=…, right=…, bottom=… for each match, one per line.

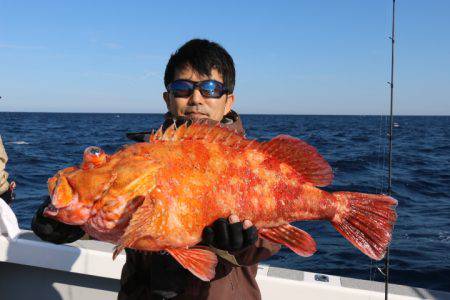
left=44, top=123, right=397, bottom=281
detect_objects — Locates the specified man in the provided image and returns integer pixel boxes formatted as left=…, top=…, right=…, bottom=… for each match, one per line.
left=32, top=39, right=280, bottom=299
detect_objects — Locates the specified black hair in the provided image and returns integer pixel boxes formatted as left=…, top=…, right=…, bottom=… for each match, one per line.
left=164, top=39, right=235, bottom=93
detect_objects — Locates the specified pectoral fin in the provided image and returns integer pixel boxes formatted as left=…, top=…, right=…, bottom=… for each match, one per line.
left=167, top=246, right=218, bottom=281
left=115, top=194, right=156, bottom=258
left=259, top=224, right=317, bottom=257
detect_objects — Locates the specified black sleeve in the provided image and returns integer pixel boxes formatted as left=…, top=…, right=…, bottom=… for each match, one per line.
left=119, top=249, right=191, bottom=299
left=31, top=196, right=85, bottom=244
left=0, top=189, right=14, bottom=205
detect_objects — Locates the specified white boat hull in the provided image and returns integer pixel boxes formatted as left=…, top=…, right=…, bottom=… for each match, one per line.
left=1, top=231, right=448, bottom=300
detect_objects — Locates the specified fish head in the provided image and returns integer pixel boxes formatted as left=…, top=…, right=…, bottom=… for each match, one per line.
left=43, top=146, right=111, bottom=225
left=44, top=172, right=91, bottom=225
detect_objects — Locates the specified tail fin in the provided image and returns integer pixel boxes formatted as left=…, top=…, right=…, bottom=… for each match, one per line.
left=331, top=192, right=397, bottom=260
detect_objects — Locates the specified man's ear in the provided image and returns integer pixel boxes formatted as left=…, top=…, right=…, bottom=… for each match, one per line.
left=224, top=94, right=235, bottom=115
left=163, top=92, right=170, bottom=110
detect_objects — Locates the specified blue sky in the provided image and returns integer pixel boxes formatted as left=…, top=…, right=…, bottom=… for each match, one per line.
left=0, top=0, right=449, bottom=115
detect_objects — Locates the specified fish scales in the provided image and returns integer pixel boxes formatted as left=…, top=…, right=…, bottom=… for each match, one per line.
left=123, top=137, right=333, bottom=249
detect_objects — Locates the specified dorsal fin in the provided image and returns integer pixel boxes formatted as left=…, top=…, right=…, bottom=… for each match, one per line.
left=258, top=135, right=333, bottom=186
left=149, top=122, right=333, bottom=186
left=149, top=121, right=247, bottom=148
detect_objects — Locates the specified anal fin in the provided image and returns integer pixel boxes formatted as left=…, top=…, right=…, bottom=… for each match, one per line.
left=259, top=224, right=317, bottom=257
left=167, top=246, right=218, bottom=281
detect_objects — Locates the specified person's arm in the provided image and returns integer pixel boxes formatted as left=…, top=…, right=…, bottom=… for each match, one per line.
left=31, top=196, right=85, bottom=244
left=0, top=135, right=10, bottom=200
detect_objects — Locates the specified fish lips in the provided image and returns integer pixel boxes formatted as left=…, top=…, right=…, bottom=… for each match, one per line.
left=44, top=192, right=79, bottom=217
left=43, top=203, right=59, bottom=217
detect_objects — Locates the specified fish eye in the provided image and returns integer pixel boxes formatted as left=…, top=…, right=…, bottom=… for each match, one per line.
left=86, top=146, right=103, bottom=156
left=82, top=146, right=107, bottom=169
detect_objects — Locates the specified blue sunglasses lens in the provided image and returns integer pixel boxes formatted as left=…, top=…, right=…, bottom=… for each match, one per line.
left=169, top=81, right=194, bottom=97
left=168, top=80, right=226, bottom=98
left=199, top=81, right=223, bottom=98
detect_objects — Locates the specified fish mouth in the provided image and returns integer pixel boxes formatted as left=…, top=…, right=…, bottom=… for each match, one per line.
left=43, top=203, right=59, bottom=217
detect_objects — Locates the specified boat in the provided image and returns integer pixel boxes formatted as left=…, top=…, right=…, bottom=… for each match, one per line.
left=2, top=2, right=445, bottom=299
left=1, top=230, right=449, bottom=300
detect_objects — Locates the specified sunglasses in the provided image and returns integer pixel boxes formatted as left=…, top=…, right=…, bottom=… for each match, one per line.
left=167, top=79, right=228, bottom=99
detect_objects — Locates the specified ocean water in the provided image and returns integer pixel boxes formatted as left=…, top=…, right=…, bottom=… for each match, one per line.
left=0, top=112, right=449, bottom=292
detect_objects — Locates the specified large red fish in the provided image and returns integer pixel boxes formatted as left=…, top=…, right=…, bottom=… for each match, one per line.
left=43, top=122, right=397, bottom=281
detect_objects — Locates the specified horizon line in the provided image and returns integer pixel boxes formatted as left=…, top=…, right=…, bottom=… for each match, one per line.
left=0, top=111, right=449, bottom=117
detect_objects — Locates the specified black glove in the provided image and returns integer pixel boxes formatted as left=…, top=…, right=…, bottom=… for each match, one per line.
left=202, top=218, right=258, bottom=252
left=31, top=196, right=85, bottom=244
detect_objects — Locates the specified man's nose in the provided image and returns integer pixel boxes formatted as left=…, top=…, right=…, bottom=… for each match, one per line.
left=188, top=89, right=205, bottom=105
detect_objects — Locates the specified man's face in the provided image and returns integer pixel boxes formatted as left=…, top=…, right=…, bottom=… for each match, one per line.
left=163, top=66, right=235, bottom=122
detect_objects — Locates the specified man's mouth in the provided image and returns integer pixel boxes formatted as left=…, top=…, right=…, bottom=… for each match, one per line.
left=185, top=111, right=208, bottom=119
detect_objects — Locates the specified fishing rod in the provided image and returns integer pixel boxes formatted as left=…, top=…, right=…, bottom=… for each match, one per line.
left=384, top=0, right=396, bottom=299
